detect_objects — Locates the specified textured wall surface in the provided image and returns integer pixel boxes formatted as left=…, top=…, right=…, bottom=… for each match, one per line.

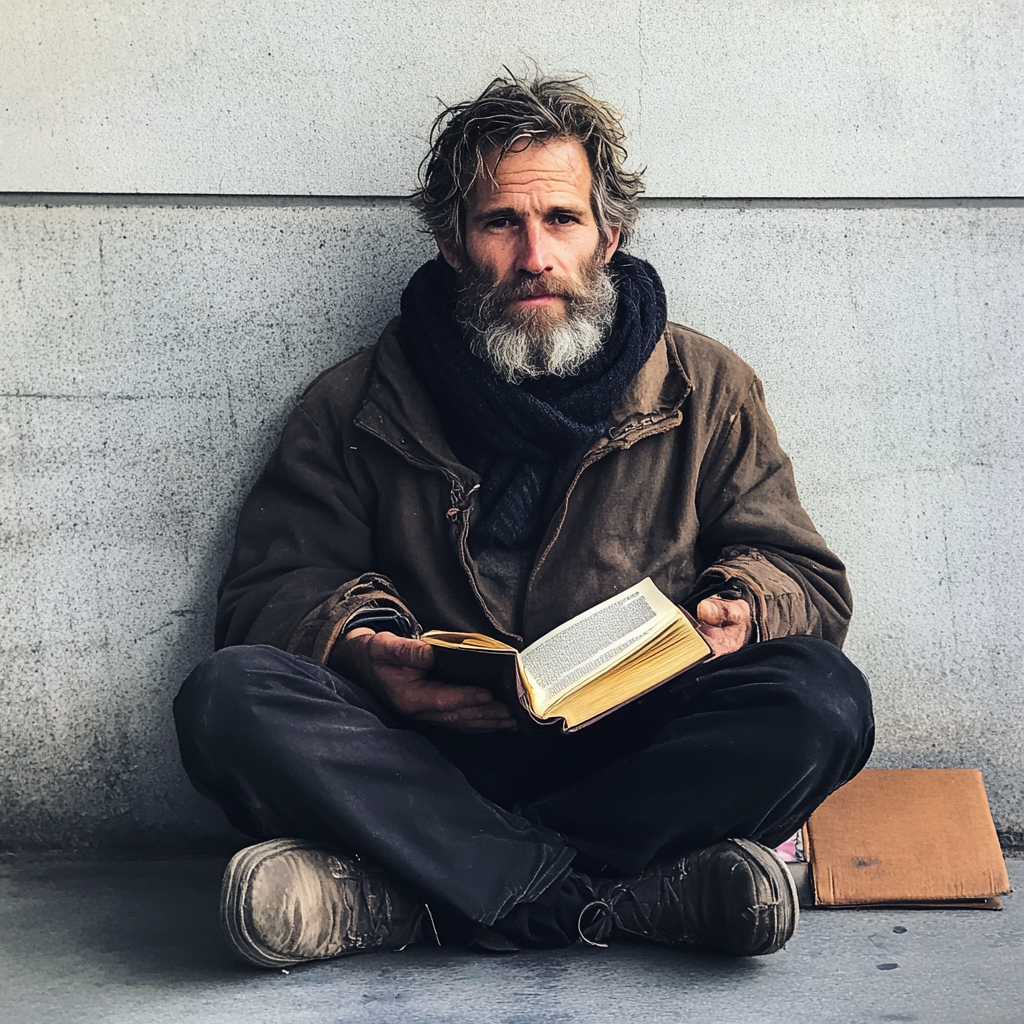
left=1, top=202, right=434, bottom=849
left=2, top=1, right=1023, bottom=196
left=2, top=0, right=1023, bottom=849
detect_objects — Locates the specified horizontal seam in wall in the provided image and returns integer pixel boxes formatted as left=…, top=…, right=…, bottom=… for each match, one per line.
left=0, top=193, right=1022, bottom=209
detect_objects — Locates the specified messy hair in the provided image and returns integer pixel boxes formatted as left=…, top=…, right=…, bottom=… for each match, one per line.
left=412, top=72, right=645, bottom=252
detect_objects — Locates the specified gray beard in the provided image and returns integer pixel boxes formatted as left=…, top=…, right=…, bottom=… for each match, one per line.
left=454, top=256, right=618, bottom=384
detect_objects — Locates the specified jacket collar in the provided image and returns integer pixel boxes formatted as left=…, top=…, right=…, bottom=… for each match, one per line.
left=606, top=328, right=690, bottom=440
left=355, top=318, right=691, bottom=471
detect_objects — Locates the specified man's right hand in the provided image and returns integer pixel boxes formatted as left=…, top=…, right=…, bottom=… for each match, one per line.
left=329, top=628, right=516, bottom=733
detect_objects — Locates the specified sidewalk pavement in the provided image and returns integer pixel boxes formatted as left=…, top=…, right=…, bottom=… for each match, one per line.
left=1, top=852, right=1020, bottom=1024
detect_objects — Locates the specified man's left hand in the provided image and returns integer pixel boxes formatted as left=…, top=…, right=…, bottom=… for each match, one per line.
left=696, top=597, right=753, bottom=658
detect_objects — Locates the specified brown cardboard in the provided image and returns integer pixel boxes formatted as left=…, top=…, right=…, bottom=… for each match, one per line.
left=803, top=768, right=1011, bottom=908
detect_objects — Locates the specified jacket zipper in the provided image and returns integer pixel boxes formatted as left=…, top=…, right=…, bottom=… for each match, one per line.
left=444, top=478, right=514, bottom=639
left=526, top=410, right=684, bottom=595
left=446, top=479, right=480, bottom=522
left=356, top=423, right=514, bottom=639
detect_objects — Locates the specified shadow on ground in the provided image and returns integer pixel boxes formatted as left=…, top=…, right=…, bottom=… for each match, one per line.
left=1, top=856, right=240, bottom=979
left=1, top=854, right=1021, bottom=1024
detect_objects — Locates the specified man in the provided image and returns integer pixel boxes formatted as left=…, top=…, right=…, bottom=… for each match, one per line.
left=174, top=74, right=873, bottom=966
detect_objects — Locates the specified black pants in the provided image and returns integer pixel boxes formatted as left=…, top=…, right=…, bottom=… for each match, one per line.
left=173, top=637, right=873, bottom=926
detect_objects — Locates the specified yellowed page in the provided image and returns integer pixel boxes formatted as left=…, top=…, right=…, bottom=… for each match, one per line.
left=421, top=632, right=515, bottom=652
left=543, top=616, right=711, bottom=728
left=519, top=578, right=680, bottom=715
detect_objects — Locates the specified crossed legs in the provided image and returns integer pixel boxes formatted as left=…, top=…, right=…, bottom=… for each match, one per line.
left=174, top=636, right=873, bottom=932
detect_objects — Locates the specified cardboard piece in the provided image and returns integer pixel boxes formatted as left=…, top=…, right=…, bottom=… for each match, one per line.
left=803, top=768, right=1011, bottom=909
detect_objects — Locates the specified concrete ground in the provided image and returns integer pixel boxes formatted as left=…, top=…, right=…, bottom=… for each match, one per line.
left=1, top=853, right=1020, bottom=1024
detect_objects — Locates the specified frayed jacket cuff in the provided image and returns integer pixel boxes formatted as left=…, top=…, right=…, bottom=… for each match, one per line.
left=286, top=573, right=421, bottom=664
left=697, top=549, right=813, bottom=642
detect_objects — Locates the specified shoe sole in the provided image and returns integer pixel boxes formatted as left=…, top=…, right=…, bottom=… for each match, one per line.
left=221, top=838, right=331, bottom=968
left=729, top=838, right=800, bottom=955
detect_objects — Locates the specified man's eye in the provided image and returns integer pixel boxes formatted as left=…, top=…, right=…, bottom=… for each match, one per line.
left=487, top=218, right=512, bottom=229
left=554, top=215, right=577, bottom=225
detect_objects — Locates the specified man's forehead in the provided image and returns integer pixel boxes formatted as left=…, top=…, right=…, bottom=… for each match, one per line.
left=469, top=138, right=592, bottom=207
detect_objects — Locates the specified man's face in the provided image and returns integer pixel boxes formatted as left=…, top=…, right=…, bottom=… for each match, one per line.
left=436, top=138, right=622, bottom=381
left=451, top=136, right=618, bottom=300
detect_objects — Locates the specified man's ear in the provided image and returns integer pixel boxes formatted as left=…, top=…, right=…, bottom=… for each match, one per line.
left=602, top=226, right=622, bottom=264
left=435, top=232, right=461, bottom=270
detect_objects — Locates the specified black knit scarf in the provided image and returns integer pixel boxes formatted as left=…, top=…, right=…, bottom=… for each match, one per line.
left=398, top=251, right=667, bottom=551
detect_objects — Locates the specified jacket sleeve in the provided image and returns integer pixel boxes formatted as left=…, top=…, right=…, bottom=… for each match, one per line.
left=216, top=402, right=419, bottom=662
left=693, top=377, right=852, bottom=646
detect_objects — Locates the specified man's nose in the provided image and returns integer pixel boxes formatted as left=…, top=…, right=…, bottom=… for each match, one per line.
left=516, top=222, right=553, bottom=276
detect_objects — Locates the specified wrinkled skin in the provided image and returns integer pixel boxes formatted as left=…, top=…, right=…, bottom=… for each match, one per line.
left=695, top=597, right=754, bottom=657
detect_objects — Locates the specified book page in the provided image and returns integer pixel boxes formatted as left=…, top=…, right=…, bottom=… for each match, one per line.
left=520, top=578, right=678, bottom=713
left=421, top=632, right=516, bottom=653
left=542, top=614, right=710, bottom=728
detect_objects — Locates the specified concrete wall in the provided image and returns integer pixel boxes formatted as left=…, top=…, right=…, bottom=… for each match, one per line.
left=2, top=1, right=1022, bottom=849
left=4, top=2, right=1022, bottom=197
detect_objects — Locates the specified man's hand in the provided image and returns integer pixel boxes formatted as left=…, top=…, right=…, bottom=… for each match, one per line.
left=330, top=628, right=516, bottom=732
left=695, top=597, right=753, bottom=658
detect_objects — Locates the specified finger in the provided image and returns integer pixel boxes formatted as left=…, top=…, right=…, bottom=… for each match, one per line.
left=414, top=701, right=514, bottom=723
left=415, top=712, right=518, bottom=732
left=697, top=620, right=750, bottom=658
left=697, top=597, right=735, bottom=627
left=415, top=712, right=516, bottom=727
left=697, top=620, right=746, bottom=639
left=435, top=720, right=518, bottom=733
left=369, top=632, right=435, bottom=670
left=415, top=681, right=498, bottom=713
left=375, top=663, right=437, bottom=687
left=388, top=681, right=498, bottom=716
left=708, top=636, right=745, bottom=658
left=697, top=597, right=750, bottom=627
left=450, top=720, right=519, bottom=733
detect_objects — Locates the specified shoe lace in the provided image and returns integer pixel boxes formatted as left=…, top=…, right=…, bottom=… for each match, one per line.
left=584, top=866, right=698, bottom=947
left=649, top=870, right=697, bottom=945
left=577, top=899, right=613, bottom=947
left=337, top=855, right=438, bottom=949
left=393, top=904, right=439, bottom=951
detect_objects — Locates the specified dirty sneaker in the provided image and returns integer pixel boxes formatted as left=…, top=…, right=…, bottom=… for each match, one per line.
left=580, top=838, right=799, bottom=956
left=220, top=838, right=433, bottom=967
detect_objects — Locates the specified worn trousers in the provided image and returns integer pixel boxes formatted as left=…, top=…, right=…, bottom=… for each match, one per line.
left=173, top=636, right=873, bottom=926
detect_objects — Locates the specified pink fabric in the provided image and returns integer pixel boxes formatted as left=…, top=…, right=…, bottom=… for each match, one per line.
left=774, top=830, right=805, bottom=863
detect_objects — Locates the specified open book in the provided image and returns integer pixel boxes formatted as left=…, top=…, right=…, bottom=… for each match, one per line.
left=421, top=578, right=712, bottom=732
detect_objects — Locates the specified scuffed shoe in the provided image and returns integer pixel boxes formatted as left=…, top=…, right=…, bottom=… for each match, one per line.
left=581, top=838, right=799, bottom=956
left=220, top=838, right=433, bottom=967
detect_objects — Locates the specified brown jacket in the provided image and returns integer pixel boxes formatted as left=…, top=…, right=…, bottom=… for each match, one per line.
left=216, top=320, right=852, bottom=661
